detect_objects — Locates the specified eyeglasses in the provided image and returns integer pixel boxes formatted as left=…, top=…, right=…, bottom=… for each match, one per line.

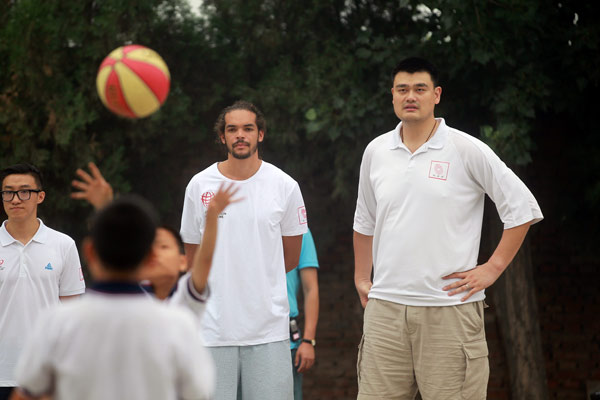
left=1, top=189, right=42, bottom=202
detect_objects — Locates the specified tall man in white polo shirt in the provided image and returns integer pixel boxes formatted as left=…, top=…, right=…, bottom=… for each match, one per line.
left=181, top=100, right=307, bottom=400
left=0, top=164, right=86, bottom=399
left=353, top=57, right=543, bottom=399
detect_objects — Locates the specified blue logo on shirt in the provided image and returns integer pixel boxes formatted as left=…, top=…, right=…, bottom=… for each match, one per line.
left=45, top=263, right=53, bottom=271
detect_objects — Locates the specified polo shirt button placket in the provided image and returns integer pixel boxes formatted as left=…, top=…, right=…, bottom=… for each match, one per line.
left=19, top=247, right=26, bottom=278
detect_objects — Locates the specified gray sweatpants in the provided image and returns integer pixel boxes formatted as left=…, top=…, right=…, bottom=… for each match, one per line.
left=208, top=340, right=293, bottom=400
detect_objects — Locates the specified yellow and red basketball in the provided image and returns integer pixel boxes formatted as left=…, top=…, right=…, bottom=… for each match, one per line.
left=96, top=45, right=170, bottom=119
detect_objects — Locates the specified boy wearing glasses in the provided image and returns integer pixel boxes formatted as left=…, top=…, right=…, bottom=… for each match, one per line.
left=0, top=164, right=85, bottom=400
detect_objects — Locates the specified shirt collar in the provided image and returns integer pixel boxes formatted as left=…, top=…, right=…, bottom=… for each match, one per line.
left=0, top=218, right=48, bottom=246
left=0, top=221, right=13, bottom=246
left=139, top=281, right=178, bottom=298
left=31, top=219, right=49, bottom=243
left=91, top=281, right=146, bottom=295
left=388, top=118, right=449, bottom=151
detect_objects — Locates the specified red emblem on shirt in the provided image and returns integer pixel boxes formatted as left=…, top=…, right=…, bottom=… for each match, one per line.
left=429, top=161, right=450, bottom=180
left=298, top=206, right=308, bottom=225
left=201, top=191, right=215, bottom=207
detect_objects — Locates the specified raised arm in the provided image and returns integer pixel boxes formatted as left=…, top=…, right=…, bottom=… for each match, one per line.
left=70, top=162, right=114, bottom=210
left=189, top=183, right=241, bottom=293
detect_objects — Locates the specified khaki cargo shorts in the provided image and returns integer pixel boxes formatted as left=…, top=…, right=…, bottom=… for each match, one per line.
left=357, top=298, right=489, bottom=400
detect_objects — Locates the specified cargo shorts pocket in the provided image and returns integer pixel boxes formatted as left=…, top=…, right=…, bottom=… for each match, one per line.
left=461, top=340, right=489, bottom=400
left=356, top=334, right=366, bottom=385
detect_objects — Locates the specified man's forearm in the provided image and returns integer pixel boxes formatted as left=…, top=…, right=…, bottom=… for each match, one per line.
left=191, top=209, right=219, bottom=293
left=353, top=231, right=373, bottom=284
left=487, top=221, right=532, bottom=275
left=282, top=235, right=303, bottom=272
left=441, top=221, right=534, bottom=301
left=300, top=268, right=319, bottom=340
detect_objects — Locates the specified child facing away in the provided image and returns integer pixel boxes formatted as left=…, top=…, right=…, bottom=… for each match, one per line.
left=69, top=162, right=240, bottom=309
left=10, top=188, right=238, bottom=400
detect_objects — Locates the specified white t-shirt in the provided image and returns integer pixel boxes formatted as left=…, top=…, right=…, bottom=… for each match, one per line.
left=181, top=161, right=308, bottom=346
left=15, top=284, right=214, bottom=400
left=0, top=219, right=86, bottom=386
left=353, top=119, right=543, bottom=306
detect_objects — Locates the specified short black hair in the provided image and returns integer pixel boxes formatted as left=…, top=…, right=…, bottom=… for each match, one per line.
left=90, top=195, right=158, bottom=272
left=0, top=163, right=44, bottom=189
left=391, top=57, right=440, bottom=87
left=158, top=224, right=185, bottom=255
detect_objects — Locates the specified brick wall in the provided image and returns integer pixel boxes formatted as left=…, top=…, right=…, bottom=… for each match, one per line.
left=528, top=123, right=600, bottom=399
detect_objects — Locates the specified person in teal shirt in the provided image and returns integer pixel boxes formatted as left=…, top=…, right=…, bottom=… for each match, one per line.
left=286, top=229, right=320, bottom=400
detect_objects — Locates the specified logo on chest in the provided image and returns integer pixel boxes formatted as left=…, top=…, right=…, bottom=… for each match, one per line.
left=201, top=191, right=215, bottom=207
left=429, top=161, right=450, bottom=181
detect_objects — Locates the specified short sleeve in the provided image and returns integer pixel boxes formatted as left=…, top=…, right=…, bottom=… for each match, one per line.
left=280, top=182, right=308, bottom=237
left=353, top=144, right=377, bottom=235
left=168, top=273, right=208, bottom=318
left=458, top=136, right=543, bottom=229
left=180, top=181, right=204, bottom=244
left=59, top=241, right=86, bottom=296
left=297, top=230, right=319, bottom=270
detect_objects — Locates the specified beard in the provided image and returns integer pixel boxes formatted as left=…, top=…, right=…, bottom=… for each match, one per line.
left=229, top=140, right=258, bottom=159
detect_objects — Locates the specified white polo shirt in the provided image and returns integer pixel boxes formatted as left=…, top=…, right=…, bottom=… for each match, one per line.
left=166, top=272, right=209, bottom=317
left=353, top=119, right=543, bottom=306
left=15, top=284, right=215, bottom=400
left=181, top=161, right=308, bottom=346
left=0, top=219, right=86, bottom=386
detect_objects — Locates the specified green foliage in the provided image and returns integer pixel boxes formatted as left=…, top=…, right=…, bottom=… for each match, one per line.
left=0, top=0, right=213, bottom=235
left=1, top=0, right=598, bottom=247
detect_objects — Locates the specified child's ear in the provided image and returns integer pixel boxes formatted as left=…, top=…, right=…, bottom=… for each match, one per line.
left=83, top=237, right=100, bottom=277
left=179, top=254, right=188, bottom=273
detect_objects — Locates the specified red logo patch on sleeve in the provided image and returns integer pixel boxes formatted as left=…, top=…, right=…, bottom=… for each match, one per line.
left=298, top=206, right=308, bottom=225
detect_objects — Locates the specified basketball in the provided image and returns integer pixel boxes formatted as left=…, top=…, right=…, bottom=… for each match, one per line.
left=96, top=45, right=170, bottom=119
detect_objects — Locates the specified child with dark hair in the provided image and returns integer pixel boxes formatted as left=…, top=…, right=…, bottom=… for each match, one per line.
left=69, top=162, right=240, bottom=309
left=11, top=196, right=215, bottom=400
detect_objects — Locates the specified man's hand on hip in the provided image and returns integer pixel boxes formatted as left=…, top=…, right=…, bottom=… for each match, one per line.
left=442, top=263, right=502, bottom=302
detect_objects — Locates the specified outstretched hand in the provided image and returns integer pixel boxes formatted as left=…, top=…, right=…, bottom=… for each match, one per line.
left=71, top=162, right=114, bottom=210
left=206, top=182, right=243, bottom=216
left=188, top=182, right=243, bottom=294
